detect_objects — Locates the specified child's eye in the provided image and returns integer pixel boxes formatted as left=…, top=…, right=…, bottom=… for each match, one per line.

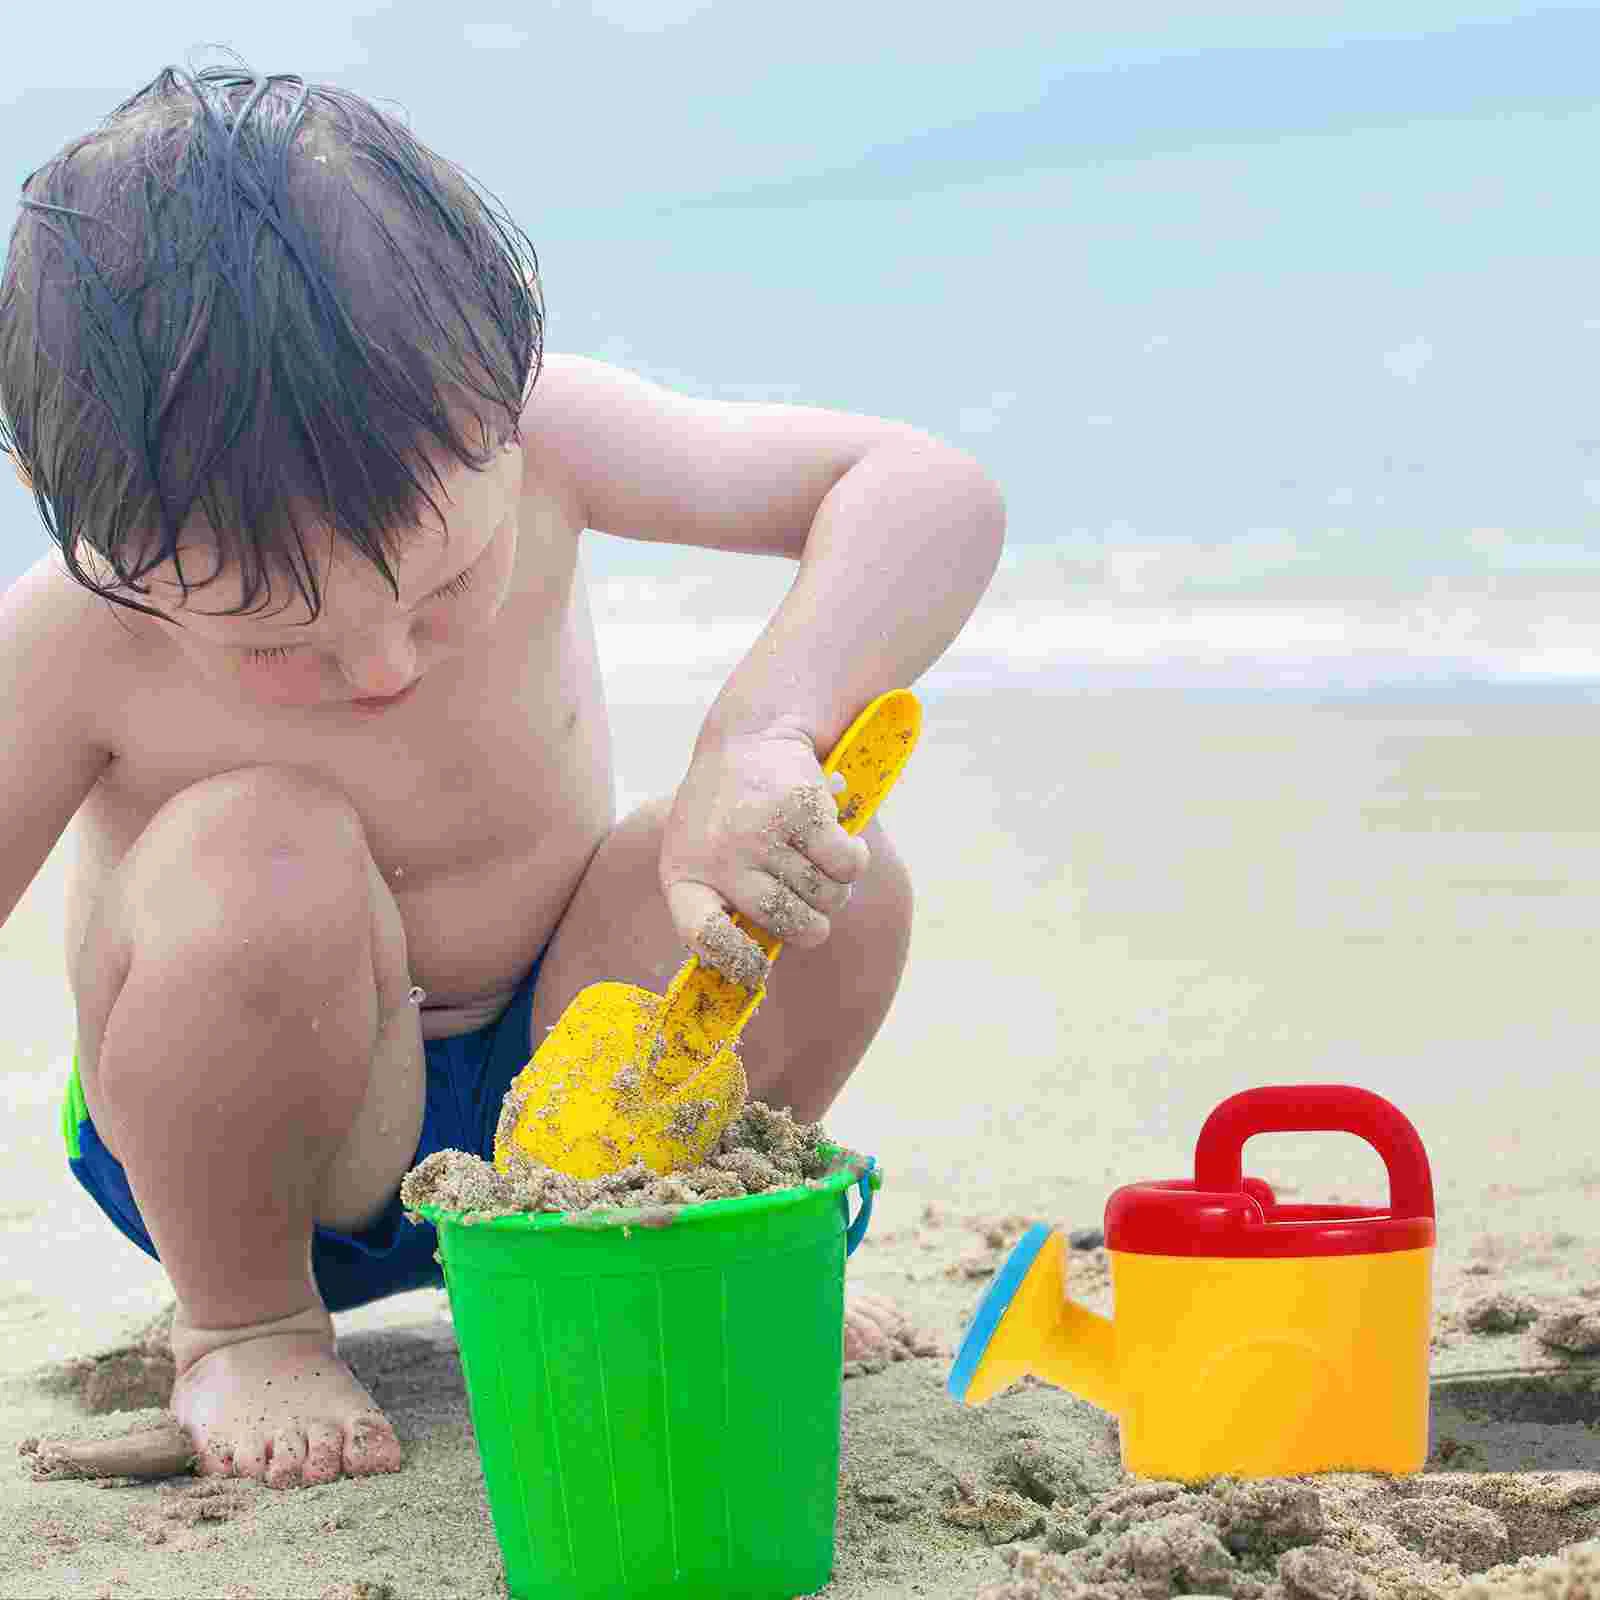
left=434, top=568, right=474, bottom=600
left=244, top=645, right=301, bottom=665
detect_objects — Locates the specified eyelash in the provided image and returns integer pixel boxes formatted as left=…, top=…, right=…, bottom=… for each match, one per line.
left=242, top=569, right=475, bottom=664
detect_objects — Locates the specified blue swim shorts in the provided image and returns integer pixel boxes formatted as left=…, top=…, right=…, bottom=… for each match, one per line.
left=61, top=949, right=545, bottom=1313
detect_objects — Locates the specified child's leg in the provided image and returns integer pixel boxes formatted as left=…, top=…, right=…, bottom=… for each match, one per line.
left=70, top=765, right=425, bottom=1486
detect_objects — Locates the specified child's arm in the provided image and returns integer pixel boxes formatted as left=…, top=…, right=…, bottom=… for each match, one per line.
left=525, top=355, right=1004, bottom=747
left=522, top=355, right=1005, bottom=957
left=0, top=562, right=114, bottom=930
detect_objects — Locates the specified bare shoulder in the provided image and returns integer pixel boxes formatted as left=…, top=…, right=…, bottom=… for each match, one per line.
left=515, top=352, right=607, bottom=532
left=0, top=553, right=126, bottom=923
left=0, top=553, right=151, bottom=748
left=4, top=548, right=141, bottom=631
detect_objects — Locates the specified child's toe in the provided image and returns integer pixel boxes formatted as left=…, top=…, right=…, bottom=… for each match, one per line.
left=232, top=1429, right=274, bottom=1481
left=345, top=1413, right=403, bottom=1476
left=193, top=1429, right=237, bottom=1478
left=266, top=1428, right=308, bottom=1488
left=304, top=1421, right=345, bottom=1484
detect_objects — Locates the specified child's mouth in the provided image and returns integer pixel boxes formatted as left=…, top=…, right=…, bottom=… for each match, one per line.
left=346, top=678, right=422, bottom=713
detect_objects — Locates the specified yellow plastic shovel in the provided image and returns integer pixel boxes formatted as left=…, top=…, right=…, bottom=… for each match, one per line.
left=493, top=688, right=922, bottom=1180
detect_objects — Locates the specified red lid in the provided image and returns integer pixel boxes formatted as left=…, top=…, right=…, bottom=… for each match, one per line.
left=1105, top=1085, right=1436, bottom=1259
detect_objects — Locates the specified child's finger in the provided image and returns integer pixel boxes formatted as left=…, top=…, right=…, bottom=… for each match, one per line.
left=773, top=782, right=870, bottom=882
left=668, top=881, right=773, bottom=989
left=744, top=873, right=830, bottom=949
left=667, top=878, right=730, bottom=952
left=693, top=868, right=832, bottom=954
left=766, top=840, right=854, bottom=913
left=732, top=870, right=832, bottom=953
left=806, top=825, right=870, bottom=885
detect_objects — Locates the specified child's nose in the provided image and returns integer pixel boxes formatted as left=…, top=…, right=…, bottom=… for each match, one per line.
left=339, top=628, right=418, bottom=697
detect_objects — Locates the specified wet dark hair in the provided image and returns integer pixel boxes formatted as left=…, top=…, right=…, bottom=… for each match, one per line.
left=0, top=62, right=544, bottom=620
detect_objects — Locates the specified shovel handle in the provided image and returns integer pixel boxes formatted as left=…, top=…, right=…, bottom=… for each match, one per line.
left=1192, top=1084, right=1435, bottom=1222
left=820, top=689, right=923, bottom=836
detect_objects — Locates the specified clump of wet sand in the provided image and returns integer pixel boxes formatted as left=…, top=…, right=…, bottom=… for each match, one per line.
left=1463, top=1545, right=1600, bottom=1598
left=843, top=1294, right=946, bottom=1378
left=19, top=1409, right=193, bottom=1483
left=950, top=1470, right=1600, bottom=1599
left=31, top=1305, right=176, bottom=1415
left=401, top=1100, right=857, bottom=1221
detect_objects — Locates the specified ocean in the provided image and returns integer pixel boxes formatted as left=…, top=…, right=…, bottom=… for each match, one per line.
left=585, top=537, right=1600, bottom=711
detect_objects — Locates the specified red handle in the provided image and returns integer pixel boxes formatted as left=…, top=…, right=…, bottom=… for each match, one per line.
left=1192, top=1084, right=1434, bottom=1221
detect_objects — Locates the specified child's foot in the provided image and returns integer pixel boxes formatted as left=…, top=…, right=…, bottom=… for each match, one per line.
left=843, top=1292, right=944, bottom=1376
left=170, top=1306, right=402, bottom=1487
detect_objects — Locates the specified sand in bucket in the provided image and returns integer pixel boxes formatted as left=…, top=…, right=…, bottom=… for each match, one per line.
left=401, top=1103, right=878, bottom=1600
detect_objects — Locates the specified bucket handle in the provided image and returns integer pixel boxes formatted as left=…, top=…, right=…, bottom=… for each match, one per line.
left=844, top=1159, right=880, bottom=1256
left=1193, top=1084, right=1435, bottom=1221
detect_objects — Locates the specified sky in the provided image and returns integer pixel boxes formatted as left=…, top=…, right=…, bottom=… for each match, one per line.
left=3, top=1, right=1600, bottom=605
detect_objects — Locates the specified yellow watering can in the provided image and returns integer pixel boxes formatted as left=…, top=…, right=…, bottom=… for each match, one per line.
left=948, top=1085, right=1436, bottom=1480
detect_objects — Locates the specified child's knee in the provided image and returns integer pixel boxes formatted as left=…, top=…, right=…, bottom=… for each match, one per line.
left=859, top=824, right=914, bottom=956
left=144, top=764, right=369, bottom=868
left=74, top=767, right=391, bottom=1151
left=115, top=765, right=375, bottom=978
left=614, top=794, right=675, bottom=852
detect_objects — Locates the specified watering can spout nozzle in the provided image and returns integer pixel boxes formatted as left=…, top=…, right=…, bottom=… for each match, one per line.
left=949, top=1227, right=1122, bottom=1416
left=1041, top=1295, right=1120, bottom=1415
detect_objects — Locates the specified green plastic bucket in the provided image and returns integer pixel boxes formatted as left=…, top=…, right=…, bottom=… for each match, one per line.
left=414, top=1149, right=879, bottom=1600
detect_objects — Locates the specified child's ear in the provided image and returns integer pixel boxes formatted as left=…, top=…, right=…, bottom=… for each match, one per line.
left=4, top=450, right=31, bottom=492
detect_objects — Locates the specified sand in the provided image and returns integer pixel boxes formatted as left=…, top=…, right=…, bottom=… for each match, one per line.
left=12, top=1217, right=1599, bottom=1597
left=20, top=1411, right=193, bottom=1484
left=399, top=1101, right=851, bottom=1218
left=7, top=690, right=1600, bottom=1598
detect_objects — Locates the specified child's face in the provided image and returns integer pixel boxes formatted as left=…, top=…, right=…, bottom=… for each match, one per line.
left=133, top=444, right=523, bottom=713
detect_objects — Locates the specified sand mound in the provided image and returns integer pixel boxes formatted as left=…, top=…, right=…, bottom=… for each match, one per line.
left=30, top=1305, right=175, bottom=1414
left=401, top=1100, right=851, bottom=1219
left=958, top=1474, right=1600, bottom=1598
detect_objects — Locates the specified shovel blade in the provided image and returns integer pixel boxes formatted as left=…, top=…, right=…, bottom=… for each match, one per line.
left=492, top=980, right=748, bottom=1180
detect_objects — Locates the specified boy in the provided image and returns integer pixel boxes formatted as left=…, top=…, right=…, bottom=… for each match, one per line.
left=0, top=66, right=1004, bottom=1487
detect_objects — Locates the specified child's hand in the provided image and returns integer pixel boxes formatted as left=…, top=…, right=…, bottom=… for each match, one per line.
left=660, top=723, right=870, bottom=987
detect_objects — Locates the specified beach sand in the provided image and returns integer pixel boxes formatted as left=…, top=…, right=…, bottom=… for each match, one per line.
left=4, top=688, right=1600, bottom=1598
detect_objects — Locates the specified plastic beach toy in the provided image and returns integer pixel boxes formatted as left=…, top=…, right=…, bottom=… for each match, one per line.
left=415, top=1148, right=879, bottom=1600
left=948, top=1085, right=1436, bottom=1479
left=495, top=689, right=921, bottom=1179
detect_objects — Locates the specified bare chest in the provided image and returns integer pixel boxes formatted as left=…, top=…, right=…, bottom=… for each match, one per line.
left=88, top=593, right=604, bottom=856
